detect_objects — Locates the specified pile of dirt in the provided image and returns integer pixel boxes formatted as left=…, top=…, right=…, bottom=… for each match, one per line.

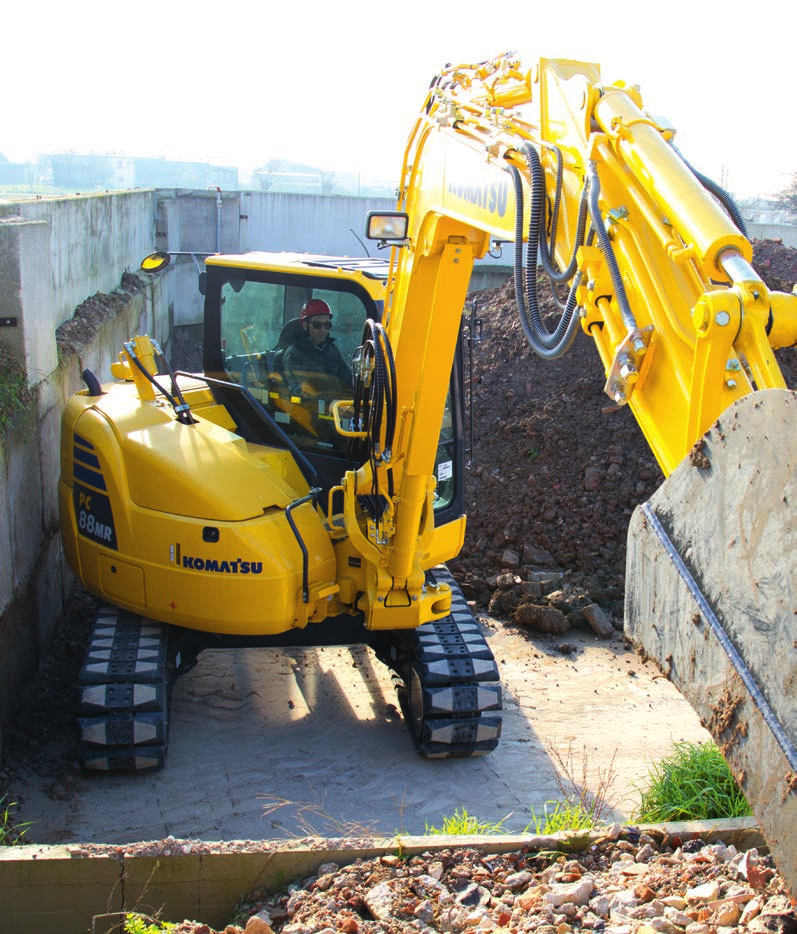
left=448, top=238, right=797, bottom=631
left=55, top=271, right=147, bottom=357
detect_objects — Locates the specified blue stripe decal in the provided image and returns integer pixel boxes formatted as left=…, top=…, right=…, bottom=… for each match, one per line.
left=73, top=446, right=101, bottom=469
left=73, top=463, right=107, bottom=491
left=74, top=432, right=95, bottom=450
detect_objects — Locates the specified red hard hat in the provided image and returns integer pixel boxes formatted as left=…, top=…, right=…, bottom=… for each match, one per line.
left=300, top=298, right=332, bottom=322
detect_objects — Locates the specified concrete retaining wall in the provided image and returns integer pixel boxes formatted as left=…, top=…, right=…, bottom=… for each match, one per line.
left=0, top=192, right=156, bottom=382
left=0, top=192, right=170, bottom=764
left=153, top=189, right=513, bottom=327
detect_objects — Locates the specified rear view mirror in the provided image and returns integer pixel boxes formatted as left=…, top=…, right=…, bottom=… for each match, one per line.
left=140, top=251, right=171, bottom=273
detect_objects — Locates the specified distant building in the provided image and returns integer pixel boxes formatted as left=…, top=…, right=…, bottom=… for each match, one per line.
left=253, top=160, right=396, bottom=198
left=32, top=153, right=237, bottom=192
left=0, top=154, right=33, bottom=185
left=740, top=197, right=795, bottom=226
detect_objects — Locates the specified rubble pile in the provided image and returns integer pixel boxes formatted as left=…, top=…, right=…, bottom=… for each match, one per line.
left=154, top=831, right=795, bottom=933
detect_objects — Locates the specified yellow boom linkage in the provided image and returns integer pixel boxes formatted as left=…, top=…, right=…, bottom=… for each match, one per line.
left=353, top=55, right=796, bottom=630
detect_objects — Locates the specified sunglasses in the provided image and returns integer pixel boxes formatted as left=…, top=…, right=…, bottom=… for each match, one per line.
left=310, top=320, right=332, bottom=330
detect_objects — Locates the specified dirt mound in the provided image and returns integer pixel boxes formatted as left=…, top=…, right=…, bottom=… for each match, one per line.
left=750, top=237, right=797, bottom=294
left=55, top=271, right=146, bottom=357
left=449, top=239, right=797, bottom=628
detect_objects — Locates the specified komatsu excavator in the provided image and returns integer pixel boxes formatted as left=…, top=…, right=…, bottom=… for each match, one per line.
left=59, top=55, right=795, bottom=883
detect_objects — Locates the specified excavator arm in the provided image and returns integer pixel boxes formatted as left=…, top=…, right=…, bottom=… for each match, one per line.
left=349, top=54, right=796, bottom=629
left=349, top=54, right=795, bottom=887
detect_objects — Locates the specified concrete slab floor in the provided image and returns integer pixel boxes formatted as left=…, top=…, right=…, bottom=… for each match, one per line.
left=12, top=622, right=710, bottom=844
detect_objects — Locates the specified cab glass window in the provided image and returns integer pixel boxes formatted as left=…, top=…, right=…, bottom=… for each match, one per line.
left=219, top=279, right=367, bottom=457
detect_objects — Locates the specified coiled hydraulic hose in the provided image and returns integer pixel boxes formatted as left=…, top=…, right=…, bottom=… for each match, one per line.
left=351, top=319, right=397, bottom=467
left=538, top=144, right=590, bottom=285
left=508, top=145, right=583, bottom=359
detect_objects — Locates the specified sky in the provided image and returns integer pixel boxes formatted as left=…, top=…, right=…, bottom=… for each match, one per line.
left=3, top=0, right=794, bottom=198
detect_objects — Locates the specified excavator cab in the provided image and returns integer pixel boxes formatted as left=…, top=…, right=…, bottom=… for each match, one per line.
left=200, top=253, right=467, bottom=524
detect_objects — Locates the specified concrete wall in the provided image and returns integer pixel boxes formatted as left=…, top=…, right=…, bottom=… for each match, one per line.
left=153, top=189, right=512, bottom=327
left=0, top=191, right=170, bottom=764
left=0, top=192, right=157, bottom=382
left=748, top=222, right=797, bottom=248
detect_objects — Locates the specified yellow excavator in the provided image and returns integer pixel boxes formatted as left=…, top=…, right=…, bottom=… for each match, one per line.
left=59, top=55, right=795, bottom=882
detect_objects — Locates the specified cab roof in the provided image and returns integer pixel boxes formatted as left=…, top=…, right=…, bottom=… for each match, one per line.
left=206, top=251, right=391, bottom=280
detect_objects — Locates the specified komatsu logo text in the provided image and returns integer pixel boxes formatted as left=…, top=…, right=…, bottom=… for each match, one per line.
left=182, top=556, right=263, bottom=575
left=448, top=179, right=509, bottom=217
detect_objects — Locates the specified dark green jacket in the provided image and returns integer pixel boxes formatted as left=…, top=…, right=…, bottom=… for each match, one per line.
left=281, top=333, right=353, bottom=397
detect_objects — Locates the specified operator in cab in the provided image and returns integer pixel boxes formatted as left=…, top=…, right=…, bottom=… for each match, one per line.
left=282, top=298, right=353, bottom=398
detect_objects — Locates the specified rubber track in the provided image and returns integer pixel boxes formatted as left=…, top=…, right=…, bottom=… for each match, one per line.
left=402, top=566, right=502, bottom=758
left=76, top=605, right=171, bottom=771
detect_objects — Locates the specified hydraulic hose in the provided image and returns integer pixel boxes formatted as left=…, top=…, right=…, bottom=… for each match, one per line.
left=684, top=160, right=749, bottom=239
left=538, top=145, right=590, bottom=284
left=123, top=340, right=197, bottom=425
left=508, top=147, right=582, bottom=359
left=586, top=161, right=638, bottom=334
left=351, top=319, right=397, bottom=465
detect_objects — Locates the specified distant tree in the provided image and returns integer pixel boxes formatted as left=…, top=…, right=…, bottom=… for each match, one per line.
left=319, top=170, right=337, bottom=194
left=256, top=158, right=284, bottom=192
left=774, top=172, right=797, bottom=220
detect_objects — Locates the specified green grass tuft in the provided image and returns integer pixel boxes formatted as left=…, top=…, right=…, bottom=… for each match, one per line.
left=0, top=794, right=33, bottom=846
left=124, top=914, right=176, bottom=933
left=525, top=799, right=599, bottom=834
left=633, top=740, right=752, bottom=823
left=425, top=807, right=510, bottom=835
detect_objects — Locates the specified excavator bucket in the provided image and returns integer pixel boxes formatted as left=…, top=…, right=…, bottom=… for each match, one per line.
left=625, top=388, right=796, bottom=894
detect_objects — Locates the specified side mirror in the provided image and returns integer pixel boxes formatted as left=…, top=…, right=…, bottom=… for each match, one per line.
left=140, top=251, right=171, bottom=273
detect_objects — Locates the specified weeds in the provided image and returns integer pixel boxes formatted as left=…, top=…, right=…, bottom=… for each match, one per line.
left=0, top=794, right=33, bottom=846
left=0, top=344, right=33, bottom=441
left=258, top=794, right=381, bottom=838
left=525, top=799, right=598, bottom=834
left=423, top=741, right=620, bottom=837
left=633, top=740, right=752, bottom=822
left=425, top=807, right=510, bottom=835
left=123, top=915, right=176, bottom=934
left=544, top=739, right=619, bottom=826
